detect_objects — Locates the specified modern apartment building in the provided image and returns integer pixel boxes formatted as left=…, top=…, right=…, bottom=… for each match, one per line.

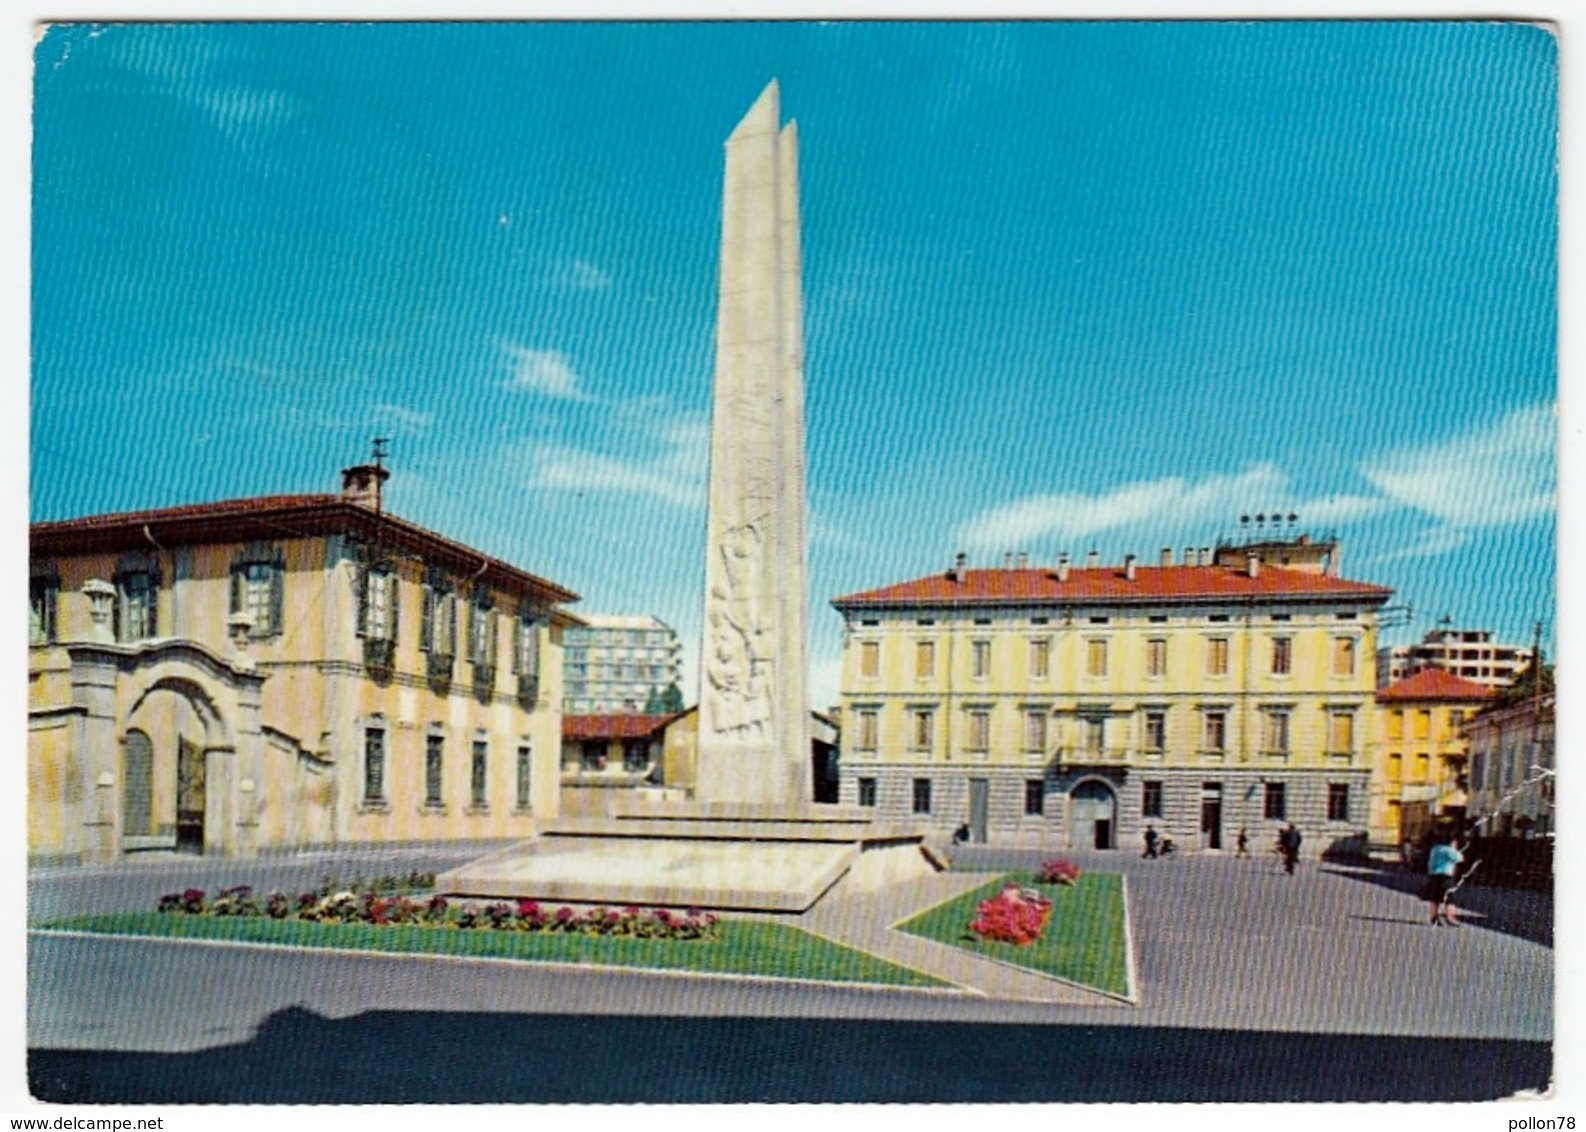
left=831, top=535, right=1392, bottom=854
left=28, top=464, right=580, bottom=863
left=562, top=614, right=684, bottom=715
left=1376, top=627, right=1533, bottom=689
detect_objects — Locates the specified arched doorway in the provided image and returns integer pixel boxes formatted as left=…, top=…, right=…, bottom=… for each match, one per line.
left=1070, top=779, right=1118, bottom=850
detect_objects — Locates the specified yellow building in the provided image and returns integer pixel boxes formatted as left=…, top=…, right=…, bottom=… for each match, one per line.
left=28, top=465, right=580, bottom=863
left=830, top=536, right=1391, bottom=854
left=1370, top=669, right=1494, bottom=851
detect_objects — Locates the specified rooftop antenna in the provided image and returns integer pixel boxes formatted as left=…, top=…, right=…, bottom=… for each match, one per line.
left=371, top=437, right=390, bottom=515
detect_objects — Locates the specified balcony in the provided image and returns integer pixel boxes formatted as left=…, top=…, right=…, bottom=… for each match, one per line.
left=1053, top=745, right=1133, bottom=769
left=517, top=673, right=540, bottom=708
left=426, top=650, right=454, bottom=689
left=362, top=637, right=395, bottom=681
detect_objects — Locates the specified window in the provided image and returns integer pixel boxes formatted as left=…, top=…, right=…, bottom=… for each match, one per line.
left=912, top=778, right=933, bottom=814
left=426, top=734, right=445, bottom=805
left=623, top=739, right=649, bottom=772
left=1029, top=637, right=1050, bottom=678
left=1328, top=711, right=1355, bottom=755
left=1025, top=779, right=1045, bottom=816
left=1146, top=638, right=1167, bottom=677
left=856, top=710, right=878, bottom=750
left=115, top=564, right=160, bottom=642
left=1413, top=710, right=1431, bottom=740
left=1209, top=614, right=1230, bottom=623
left=967, top=710, right=990, bottom=751
left=1332, top=636, right=1356, bottom=676
left=911, top=709, right=935, bottom=751
left=516, top=745, right=532, bottom=809
left=231, top=548, right=284, bottom=637
left=1327, top=783, right=1350, bottom=822
left=1265, top=710, right=1291, bottom=755
left=859, top=640, right=880, bottom=678
left=1086, top=638, right=1108, bottom=677
left=1202, top=710, right=1227, bottom=754
left=364, top=727, right=386, bottom=804
left=916, top=640, right=935, bottom=679
left=1142, top=780, right=1163, bottom=818
left=1143, top=711, right=1167, bottom=752
left=1389, top=752, right=1403, bottom=781
left=1271, top=637, right=1292, bottom=676
left=1206, top=637, right=1230, bottom=677
left=580, top=741, right=606, bottom=772
left=1264, top=782, right=1287, bottom=820
left=423, top=572, right=457, bottom=657
left=29, top=571, right=58, bottom=645
left=469, top=592, right=498, bottom=672
left=471, top=740, right=488, bottom=807
left=1386, top=710, right=1404, bottom=741
left=971, top=639, right=991, bottom=679
left=1083, top=716, right=1106, bottom=753
left=857, top=777, right=877, bottom=807
left=1023, top=709, right=1048, bottom=753
left=360, top=564, right=398, bottom=642
left=1469, top=751, right=1484, bottom=789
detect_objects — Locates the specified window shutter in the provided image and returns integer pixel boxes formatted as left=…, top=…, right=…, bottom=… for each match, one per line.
left=389, top=567, right=400, bottom=645
left=510, top=616, right=522, bottom=675
left=356, top=567, right=370, bottom=639
left=148, top=565, right=161, bottom=638
left=230, top=564, right=243, bottom=616
left=269, top=555, right=284, bottom=636
left=421, top=582, right=434, bottom=652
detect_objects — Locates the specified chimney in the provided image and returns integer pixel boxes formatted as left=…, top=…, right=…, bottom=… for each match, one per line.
left=1056, top=553, right=1070, bottom=583
left=1328, top=545, right=1342, bottom=578
left=1199, top=546, right=1211, bottom=567
left=1161, top=547, right=1173, bottom=567
left=1124, top=553, right=1137, bottom=581
left=1017, top=551, right=1029, bottom=569
left=1003, top=552, right=1014, bottom=570
left=1184, top=546, right=1196, bottom=566
left=1246, top=551, right=1260, bottom=579
left=951, top=552, right=967, bottom=583
left=1086, top=549, right=1100, bottom=568
left=341, top=464, right=391, bottom=512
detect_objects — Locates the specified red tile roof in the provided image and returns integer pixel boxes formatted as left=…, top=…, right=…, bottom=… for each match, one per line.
left=1376, top=669, right=1497, bottom=703
left=30, top=494, right=581, bottom=608
left=563, top=713, right=681, bottom=741
left=832, top=565, right=1392, bottom=608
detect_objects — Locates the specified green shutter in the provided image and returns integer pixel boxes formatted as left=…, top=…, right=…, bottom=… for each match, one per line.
left=269, top=556, right=284, bottom=637
left=230, top=564, right=243, bottom=616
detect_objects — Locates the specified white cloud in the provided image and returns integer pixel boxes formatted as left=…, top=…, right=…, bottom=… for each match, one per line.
left=371, top=402, right=434, bottom=434
left=1361, top=402, right=1556, bottom=527
left=500, top=341, right=591, bottom=400
left=526, top=412, right=709, bottom=508
left=1369, top=525, right=1473, bottom=564
left=544, top=258, right=613, bottom=293
left=954, top=464, right=1292, bottom=552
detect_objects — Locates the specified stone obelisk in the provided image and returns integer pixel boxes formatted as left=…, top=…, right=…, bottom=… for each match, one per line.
left=696, top=81, right=810, bottom=807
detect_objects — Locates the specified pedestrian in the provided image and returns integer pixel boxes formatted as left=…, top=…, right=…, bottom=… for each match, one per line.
left=1278, top=823, right=1301, bottom=875
left=1425, top=833, right=1465, bottom=926
left=1142, top=824, right=1159, bottom=859
left=1236, top=826, right=1250, bottom=858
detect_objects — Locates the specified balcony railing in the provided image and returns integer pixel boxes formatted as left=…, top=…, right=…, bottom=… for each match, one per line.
left=1054, top=745, right=1133, bottom=767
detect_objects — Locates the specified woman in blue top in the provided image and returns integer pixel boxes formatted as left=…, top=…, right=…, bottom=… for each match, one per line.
left=1425, top=835, right=1465, bottom=926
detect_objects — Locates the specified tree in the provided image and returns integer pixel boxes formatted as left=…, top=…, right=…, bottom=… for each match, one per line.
left=660, top=683, right=686, bottom=713
left=642, top=686, right=664, bottom=715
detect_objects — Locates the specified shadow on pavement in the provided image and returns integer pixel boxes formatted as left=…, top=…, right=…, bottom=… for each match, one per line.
left=30, top=1006, right=1549, bottom=1103
left=1320, top=862, right=1553, bottom=947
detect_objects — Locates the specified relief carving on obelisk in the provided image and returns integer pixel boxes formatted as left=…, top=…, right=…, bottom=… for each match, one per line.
left=703, top=520, right=774, bottom=739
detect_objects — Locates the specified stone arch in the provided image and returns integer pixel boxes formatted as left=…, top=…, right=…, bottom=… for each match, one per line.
left=1068, top=776, right=1119, bottom=850
left=126, top=673, right=234, bottom=754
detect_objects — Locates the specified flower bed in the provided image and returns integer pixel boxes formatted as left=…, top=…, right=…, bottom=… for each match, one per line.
left=1036, top=858, right=1082, bottom=886
left=967, top=884, right=1053, bottom=946
left=154, top=885, right=720, bottom=941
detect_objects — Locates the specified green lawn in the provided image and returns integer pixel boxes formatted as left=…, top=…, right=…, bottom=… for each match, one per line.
left=43, top=913, right=949, bottom=989
left=896, top=873, right=1131, bottom=998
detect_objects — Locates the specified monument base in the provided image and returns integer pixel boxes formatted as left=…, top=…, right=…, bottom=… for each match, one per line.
left=435, top=804, right=948, bottom=913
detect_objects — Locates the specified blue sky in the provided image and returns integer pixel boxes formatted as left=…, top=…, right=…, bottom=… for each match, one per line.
left=30, top=21, right=1557, bottom=707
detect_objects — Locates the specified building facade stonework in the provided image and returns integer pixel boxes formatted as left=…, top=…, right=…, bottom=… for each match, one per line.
left=831, top=538, right=1391, bottom=855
